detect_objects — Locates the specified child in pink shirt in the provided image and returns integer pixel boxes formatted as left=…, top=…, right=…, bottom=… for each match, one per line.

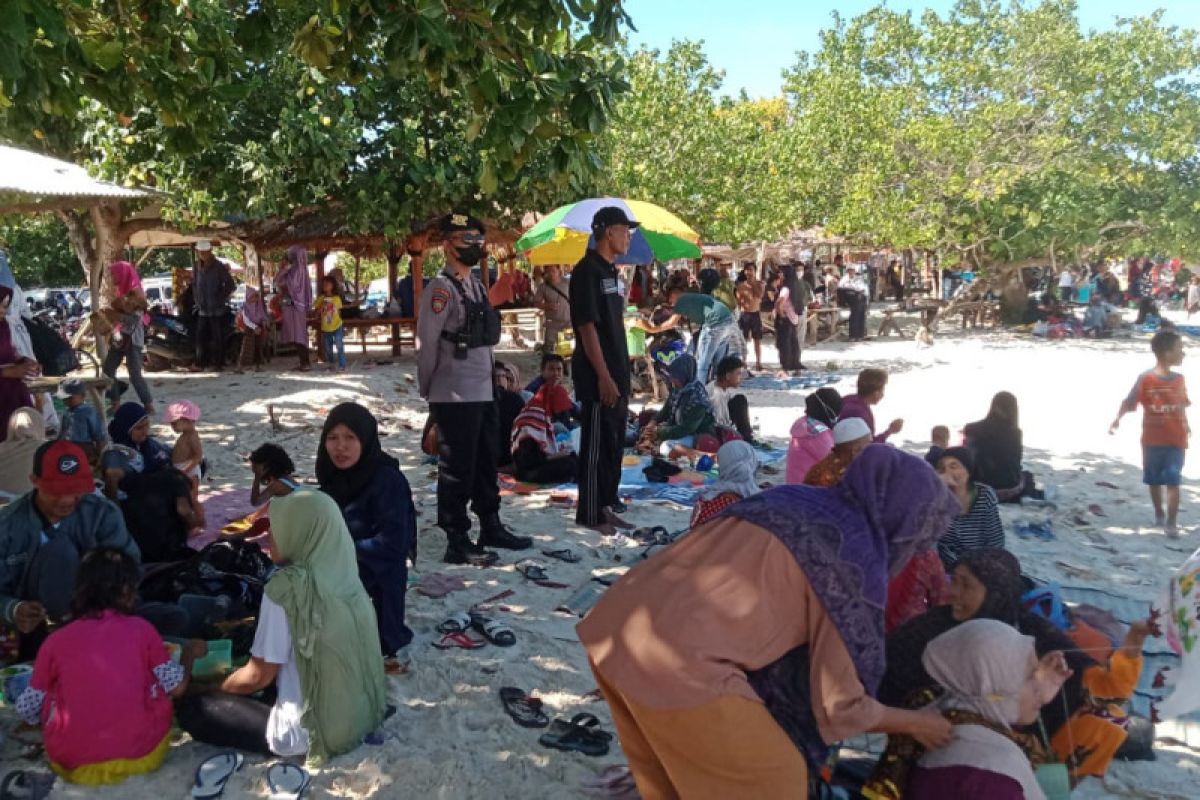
left=17, top=548, right=204, bottom=785
left=786, top=387, right=842, bottom=483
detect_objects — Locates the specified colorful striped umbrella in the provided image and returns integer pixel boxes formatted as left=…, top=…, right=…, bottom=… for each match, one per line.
left=516, top=197, right=701, bottom=265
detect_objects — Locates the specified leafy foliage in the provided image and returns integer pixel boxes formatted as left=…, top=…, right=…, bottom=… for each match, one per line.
left=0, top=215, right=79, bottom=286
left=783, top=0, right=1200, bottom=267
left=595, top=42, right=801, bottom=243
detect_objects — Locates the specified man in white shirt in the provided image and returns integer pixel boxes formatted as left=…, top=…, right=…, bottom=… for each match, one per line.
left=1058, top=268, right=1075, bottom=303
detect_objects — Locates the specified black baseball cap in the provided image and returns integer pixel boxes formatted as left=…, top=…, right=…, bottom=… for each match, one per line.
left=439, top=212, right=486, bottom=235
left=591, top=206, right=640, bottom=235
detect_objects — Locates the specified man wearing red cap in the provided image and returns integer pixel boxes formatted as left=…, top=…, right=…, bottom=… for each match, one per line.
left=0, top=441, right=140, bottom=657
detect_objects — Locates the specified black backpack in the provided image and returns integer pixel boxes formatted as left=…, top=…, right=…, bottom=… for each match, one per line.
left=25, top=316, right=78, bottom=376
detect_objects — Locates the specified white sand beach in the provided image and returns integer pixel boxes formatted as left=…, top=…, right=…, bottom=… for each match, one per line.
left=3, top=309, right=1200, bottom=799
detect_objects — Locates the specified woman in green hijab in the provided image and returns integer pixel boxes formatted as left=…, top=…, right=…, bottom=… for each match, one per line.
left=176, top=490, right=388, bottom=762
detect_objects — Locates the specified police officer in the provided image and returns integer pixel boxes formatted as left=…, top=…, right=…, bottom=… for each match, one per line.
left=417, top=213, right=531, bottom=565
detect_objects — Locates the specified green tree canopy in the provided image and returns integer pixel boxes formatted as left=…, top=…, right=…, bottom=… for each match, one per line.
left=595, top=41, right=802, bottom=244
left=783, top=0, right=1200, bottom=267
left=0, top=1, right=631, bottom=293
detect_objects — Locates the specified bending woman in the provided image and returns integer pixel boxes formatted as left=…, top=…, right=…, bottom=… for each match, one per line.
left=177, top=490, right=388, bottom=761
left=673, top=292, right=747, bottom=385
left=317, top=402, right=416, bottom=658
left=578, top=446, right=960, bottom=798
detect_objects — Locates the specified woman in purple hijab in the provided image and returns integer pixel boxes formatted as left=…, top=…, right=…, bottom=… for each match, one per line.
left=274, top=245, right=313, bottom=371
left=0, top=286, right=35, bottom=440
left=577, top=445, right=962, bottom=798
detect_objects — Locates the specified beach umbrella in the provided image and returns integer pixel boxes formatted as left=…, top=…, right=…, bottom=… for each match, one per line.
left=516, top=197, right=701, bottom=265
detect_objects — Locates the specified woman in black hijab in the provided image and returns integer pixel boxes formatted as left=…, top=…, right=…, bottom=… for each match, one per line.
left=317, top=402, right=416, bottom=658
left=774, top=263, right=807, bottom=373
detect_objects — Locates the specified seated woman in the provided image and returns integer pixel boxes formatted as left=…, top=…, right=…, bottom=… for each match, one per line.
left=934, top=447, right=1004, bottom=570
left=511, top=384, right=578, bottom=485
left=102, top=403, right=198, bottom=563
left=786, top=387, right=842, bottom=484
left=18, top=548, right=204, bottom=785
left=804, top=417, right=872, bottom=487
left=905, top=619, right=1071, bottom=799
left=176, top=490, right=389, bottom=761
left=964, top=391, right=1041, bottom=502
left=690, top=440, right=760, bottom=526
left=876, top=549, right=1150, bottom=791
left=493, top=360, right=527, bottom=469
left=641, top=355, right=718, bottom=458
left=578, top=447, right=961, bottom=798
left=0, top=407, right=46, bottom=497
left=317, top=402, right=416, bottom=661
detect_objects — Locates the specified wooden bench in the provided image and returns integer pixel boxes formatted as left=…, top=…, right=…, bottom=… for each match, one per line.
left=309, top=316, right=416, bottom=357
left=498, top=307, right=544, bottom=348
left=805, top=307, right=848, bottom=344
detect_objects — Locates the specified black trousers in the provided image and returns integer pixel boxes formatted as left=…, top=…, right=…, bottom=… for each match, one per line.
left=839, top=290, right=868, bottom=339
left=514, top=439, right=579, bottom=484
left=775, top=316, right=802, bottom=371
left=196, top=314, right=225, bottom=367
left=176, top=691, right=273, bottom=755
left=430, top=400, right=501, bottom=535
left=576, top=398, right=627, bottom=526
left=727, top=394, right=754, bottom=442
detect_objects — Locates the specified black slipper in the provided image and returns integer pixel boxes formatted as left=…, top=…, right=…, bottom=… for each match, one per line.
left=538, top=713, right=612, bottom=756
left=499, top=687, right=550, bottom=729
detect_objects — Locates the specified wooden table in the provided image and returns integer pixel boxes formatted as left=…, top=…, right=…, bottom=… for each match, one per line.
left=28, top=375, right=111, bottom=420
left=309, top=316, right=415, bottom=357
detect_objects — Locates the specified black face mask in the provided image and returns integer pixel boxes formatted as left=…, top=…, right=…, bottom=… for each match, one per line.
left=455, top=244, right=485, bottom=266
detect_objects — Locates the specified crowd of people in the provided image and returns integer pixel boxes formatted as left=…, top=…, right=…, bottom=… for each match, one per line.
left=0, top=211, right=1179, bottom=798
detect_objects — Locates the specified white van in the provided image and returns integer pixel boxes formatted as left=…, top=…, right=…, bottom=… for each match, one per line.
left=142, top=275, right=174, bottom=312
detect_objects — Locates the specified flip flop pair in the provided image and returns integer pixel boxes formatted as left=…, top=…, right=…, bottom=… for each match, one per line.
left=435, top=610, right=517, bottom=647
left=538, top=712, right=613, bottom=757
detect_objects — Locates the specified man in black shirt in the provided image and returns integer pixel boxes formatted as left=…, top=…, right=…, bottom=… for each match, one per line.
left=570, top=207, right=636, bottom=534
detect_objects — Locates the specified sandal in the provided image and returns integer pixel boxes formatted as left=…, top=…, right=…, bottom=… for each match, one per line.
left=266, top=762, right=311, bottom=799
left=0, top=771, right=54, bottom=800
left=538, top=712, right=613, bottom=757
left=630, top=525, right=668, bottom=544
left=516, top=560, right=570, bottom=589
left=471, top=613, right=516, bottom=647
left=499, top=686, right=550, bottom=728
left=432, top=631, right=486, bottom=649
left=436, top=610, right=472, bottom=634
left=191, top=752, right=244, bottom=799
left=542, top=548, right=581, bottom=563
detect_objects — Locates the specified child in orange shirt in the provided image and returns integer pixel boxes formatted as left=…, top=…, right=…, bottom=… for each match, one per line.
left=1111, top=330, right=1189, bottom=537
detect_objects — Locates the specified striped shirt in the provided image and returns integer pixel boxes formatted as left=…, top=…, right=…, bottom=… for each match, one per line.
left=937, top=483, right=1004, bottom=569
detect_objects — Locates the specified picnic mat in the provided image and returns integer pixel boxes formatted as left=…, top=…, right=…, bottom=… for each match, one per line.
left=1060, top=585, right=1200, bottom=745
left=741, top=373, right=841, bottom=391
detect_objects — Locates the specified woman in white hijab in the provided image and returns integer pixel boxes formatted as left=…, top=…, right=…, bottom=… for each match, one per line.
left=0, top=407, right=47, bottom=497
left=906, top=618, right=1071, bottom=799
left=690, top=439, right=760, bottom=526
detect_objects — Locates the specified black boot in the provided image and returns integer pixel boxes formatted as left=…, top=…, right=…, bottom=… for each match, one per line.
left=477, top=513, right=532, bottom=550
left=443, top=529, right=499, bottom=566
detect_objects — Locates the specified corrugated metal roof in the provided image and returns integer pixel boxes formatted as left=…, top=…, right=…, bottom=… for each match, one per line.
left=0, top=144, right=152, bottom=200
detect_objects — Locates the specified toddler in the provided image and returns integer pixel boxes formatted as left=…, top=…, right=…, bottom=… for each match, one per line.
left=17, top=548, right=205, bottom=785
left=166, top=400, right=205, bottom=529
left=925, top=424, right=950, bottom=467
left=56, top=378, right=106, bottom=462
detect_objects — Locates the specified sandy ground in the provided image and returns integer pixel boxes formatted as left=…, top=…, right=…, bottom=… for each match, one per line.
left=3, top=304, right=1200, bottom=798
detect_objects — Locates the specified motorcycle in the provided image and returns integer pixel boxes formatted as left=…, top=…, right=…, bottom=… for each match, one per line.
left=144, top=311, right=241, bottom=371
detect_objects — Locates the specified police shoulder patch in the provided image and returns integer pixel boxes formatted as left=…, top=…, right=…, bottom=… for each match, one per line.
left=430, top=287, right=451, bottom=314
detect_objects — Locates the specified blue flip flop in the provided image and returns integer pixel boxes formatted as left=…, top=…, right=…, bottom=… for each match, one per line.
left=267, top=762, right=311, bottom=799
left=191, top=752, right=244, bottom=799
